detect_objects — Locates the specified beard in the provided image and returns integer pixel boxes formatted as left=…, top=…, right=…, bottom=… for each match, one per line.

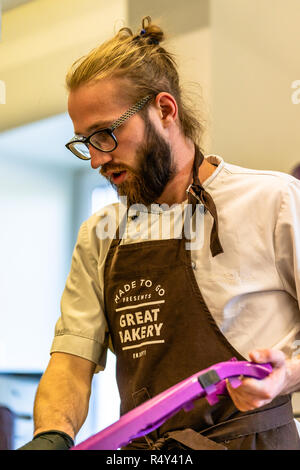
left=100, top=118, right=176, bottom=207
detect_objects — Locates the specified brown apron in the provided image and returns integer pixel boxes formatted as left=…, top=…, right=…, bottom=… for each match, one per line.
left=103, top=145, right=300, bottom=450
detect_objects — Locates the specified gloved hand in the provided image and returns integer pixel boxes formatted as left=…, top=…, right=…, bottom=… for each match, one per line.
left=17, top=430, right=74, bottom=450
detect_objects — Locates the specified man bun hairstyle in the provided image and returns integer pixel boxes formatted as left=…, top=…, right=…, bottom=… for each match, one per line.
left=66, top=16, right=204, bottom=146
left=133, top=15, right=164, bottom=45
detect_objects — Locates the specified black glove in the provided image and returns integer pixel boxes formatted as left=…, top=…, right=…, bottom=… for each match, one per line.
left=17, top=430, right=74, bottom=450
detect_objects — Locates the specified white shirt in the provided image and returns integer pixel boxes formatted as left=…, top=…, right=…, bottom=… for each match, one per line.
left=51, top=156, right=300, bottom=372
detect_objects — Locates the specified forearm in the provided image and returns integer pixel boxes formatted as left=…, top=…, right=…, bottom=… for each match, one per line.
left=33, top=354, right=94, bottom=440
left=282, top=355, right=300, bottom=395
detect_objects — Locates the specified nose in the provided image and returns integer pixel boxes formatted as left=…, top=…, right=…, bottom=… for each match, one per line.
left=89, top=145, right=113, bottom=169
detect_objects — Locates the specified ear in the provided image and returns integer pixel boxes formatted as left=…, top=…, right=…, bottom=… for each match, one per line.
left=154, top=92, right=178, bottom=128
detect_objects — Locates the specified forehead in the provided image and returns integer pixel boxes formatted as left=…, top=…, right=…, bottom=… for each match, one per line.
left=68, top=77, right=130, bottom=134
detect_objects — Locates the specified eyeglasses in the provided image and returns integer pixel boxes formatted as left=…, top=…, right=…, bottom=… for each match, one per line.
left=65, top=95, right=152, bottom=160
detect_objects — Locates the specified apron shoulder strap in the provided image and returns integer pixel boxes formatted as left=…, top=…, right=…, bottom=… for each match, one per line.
left=187, top=145, right=224, bottom=257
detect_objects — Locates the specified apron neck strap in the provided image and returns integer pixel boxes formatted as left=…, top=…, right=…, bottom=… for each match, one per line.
left=187, top=145, right=224, bottom=257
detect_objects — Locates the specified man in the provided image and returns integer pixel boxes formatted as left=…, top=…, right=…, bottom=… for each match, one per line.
left=19, top=17, right=300, bottom=450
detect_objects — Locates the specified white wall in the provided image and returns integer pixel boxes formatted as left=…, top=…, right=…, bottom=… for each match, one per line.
left=0, top=158, right=73, bottom=372
left=210, top=0, right=300, bottom=172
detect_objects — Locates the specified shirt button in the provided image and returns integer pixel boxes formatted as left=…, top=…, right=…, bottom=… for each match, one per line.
left=191, top=261, right=196, bottom=270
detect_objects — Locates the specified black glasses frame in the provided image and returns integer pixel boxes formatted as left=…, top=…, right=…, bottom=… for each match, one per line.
left=65, top=95, right=152, bottom=160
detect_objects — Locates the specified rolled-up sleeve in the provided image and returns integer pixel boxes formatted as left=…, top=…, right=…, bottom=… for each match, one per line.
left=50, top=219, right=109, bottom=372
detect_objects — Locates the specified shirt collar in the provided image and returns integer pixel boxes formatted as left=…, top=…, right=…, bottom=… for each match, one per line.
left=202, top=155, right=224, bottom=189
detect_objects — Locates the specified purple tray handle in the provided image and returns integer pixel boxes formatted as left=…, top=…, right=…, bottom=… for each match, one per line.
left=71, top=359, right=272, bottom=450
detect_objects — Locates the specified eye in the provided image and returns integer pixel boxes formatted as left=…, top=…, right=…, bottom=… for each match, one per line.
left=90, top=130, right=116, bottom=151
left=92, top=131, right=111, bottom=144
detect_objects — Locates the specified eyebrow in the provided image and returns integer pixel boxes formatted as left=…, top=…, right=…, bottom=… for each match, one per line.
left=75, top=120, right=113, bottom=136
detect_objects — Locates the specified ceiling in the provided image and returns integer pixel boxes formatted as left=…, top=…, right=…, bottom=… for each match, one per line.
left=0, top=0, right=128, bottom=133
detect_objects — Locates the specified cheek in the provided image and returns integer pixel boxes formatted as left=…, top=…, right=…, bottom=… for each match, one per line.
left=119, top=126, right=144, bottom=150
left=116, top=133, right=144, bottom=165
left=118, top=115, right=146, bottom=149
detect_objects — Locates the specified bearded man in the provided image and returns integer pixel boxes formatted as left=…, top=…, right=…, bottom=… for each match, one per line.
left=19, top=17, right=300, bottom=451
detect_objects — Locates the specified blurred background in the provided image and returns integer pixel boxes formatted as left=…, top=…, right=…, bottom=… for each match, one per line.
left=0, top=0, right=299, bottom=450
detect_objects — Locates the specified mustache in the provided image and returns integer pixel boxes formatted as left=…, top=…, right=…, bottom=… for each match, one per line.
left=99, top=163, right=134, bottom=177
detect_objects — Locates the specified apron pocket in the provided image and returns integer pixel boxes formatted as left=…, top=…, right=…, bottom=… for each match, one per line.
left=132, top=387, right=151, bottom=407
left=131, top=387, right=159, bottom=444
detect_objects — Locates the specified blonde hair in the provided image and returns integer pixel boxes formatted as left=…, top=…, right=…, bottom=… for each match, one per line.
left=66, top=16, right=204, bottom=145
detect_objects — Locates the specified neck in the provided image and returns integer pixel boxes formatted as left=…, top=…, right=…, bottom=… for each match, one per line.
left=156, top=141, right=216, bottom=206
